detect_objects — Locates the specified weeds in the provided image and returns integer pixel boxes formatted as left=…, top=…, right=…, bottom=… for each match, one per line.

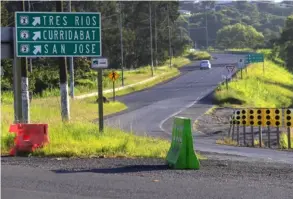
left=279, top=131, right=293, bottom=149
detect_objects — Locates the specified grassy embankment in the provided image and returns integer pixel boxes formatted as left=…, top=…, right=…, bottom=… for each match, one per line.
left=1, top=51, right=210, bottom=158
left=213, top=49, right=293, bottom=149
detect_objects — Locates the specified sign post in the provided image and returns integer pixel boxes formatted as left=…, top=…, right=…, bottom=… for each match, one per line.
left=91, top=57, right=108, bottom=132
left=226, top=65, right=235, bottom=78
left=108, top=71, right=120, bottom=102
left=238, top=58, right=244, bottom=79
left=98, top=69, right=104, bottom=132
left=15, top=11, right=102, bottom=122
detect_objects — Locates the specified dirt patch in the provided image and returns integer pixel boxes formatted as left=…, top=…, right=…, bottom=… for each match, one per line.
left=194, top=107, right=234, bottom=136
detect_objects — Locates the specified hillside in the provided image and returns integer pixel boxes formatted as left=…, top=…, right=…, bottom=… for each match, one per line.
left=179, top=1, right=293, bottom=48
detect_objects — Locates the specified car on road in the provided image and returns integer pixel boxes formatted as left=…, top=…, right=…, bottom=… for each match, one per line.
left=200, top=60, right=211, bottom=70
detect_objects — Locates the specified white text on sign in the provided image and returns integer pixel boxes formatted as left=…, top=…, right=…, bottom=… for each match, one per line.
left=39, top=16, right=97, bottom=26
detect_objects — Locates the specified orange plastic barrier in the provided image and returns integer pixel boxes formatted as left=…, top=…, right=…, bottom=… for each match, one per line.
left=9, top=123, right=49, bottom=156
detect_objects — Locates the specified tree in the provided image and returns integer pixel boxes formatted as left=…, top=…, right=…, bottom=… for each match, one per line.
left=216, top=23, right=264, bottom=49
left=279, top=15, right=293, bottom=70
left=1, top=1, right=190, bottom=94
left=1, top=1, right=9, bottom=26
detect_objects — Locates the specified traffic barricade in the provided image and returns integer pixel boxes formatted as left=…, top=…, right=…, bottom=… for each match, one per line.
left=9, top=123, right=49, bottom=156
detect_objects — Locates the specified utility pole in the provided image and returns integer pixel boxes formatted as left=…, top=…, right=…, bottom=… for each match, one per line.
left=149, top=2, right=154, bottom=76
left=21, top=0, right=30, bottom=123
left=188, top=16, right=192, bottom=47
left=188, top=16, right=190, bottom=38
left=13, top=29, right=23, bottom=123
left=205, top=6, right=209, bottom=49
left=56, top=0, right=70, bottom=121
left=154, top=7, right=158, bottom=66
left=68, top=0, right=75, bottom=98
left=119, top=1, right=124, bottom=86
left=167, top=4, right=172, bottom=68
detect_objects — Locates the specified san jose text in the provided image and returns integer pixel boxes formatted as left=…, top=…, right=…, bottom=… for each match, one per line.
left=17, top=42, right=101, bottom=57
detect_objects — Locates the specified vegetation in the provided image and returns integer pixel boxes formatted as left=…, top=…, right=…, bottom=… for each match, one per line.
left=278, top=15, right=293, bottom=70
left=186, top=51, right=211, bottom=61
left=180, top=1, right=293, bottom=48
left=1, top=1, right=194, bottom=96
left=280, top=131, right=293, bottom=149
left=1, top=93, right=173, bottom=157
left=214, top=14, right=293, bottom=107
left=216, top=137, right=237, bottom=146
left=214, top=59, right=293, bottom=108
left=216, top=23, right=264, bottom=49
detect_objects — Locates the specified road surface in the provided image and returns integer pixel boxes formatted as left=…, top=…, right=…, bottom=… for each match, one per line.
left=2, top=156, right=293, bottom=199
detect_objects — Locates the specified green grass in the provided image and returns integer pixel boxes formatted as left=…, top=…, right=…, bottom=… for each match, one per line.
left=186, top=51, right=212, bottom=61
left=225, top=48, right=254, bottom=52
left=1, top=96, right=174, bottom=158
left=216, top=137, right=238, bottom=146
left=31, top=124, right=171, bottom=158
left=214, top=60, right=293, bottom=108
left=280, top=131, right=293, bottom=149
left=104, top=66, right=180, bottom=99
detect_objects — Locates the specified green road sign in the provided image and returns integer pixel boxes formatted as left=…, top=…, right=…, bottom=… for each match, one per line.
left=15, top=12, right=101, bottom=57
left=245, top=53, right=264, bottom=64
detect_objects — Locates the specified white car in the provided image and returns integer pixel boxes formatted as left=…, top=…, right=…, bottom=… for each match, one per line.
left=200, top=60, right=211, bottom=70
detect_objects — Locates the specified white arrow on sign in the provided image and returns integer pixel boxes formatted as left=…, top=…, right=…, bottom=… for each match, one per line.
left=33, top=45, right=41, bottom=55
left=32, top=31, right=41, bottom=41
left=32, top=17, right=41, bottom=26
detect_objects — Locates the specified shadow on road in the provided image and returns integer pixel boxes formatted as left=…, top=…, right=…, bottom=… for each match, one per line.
left=52, top=164, right=170, bottom=174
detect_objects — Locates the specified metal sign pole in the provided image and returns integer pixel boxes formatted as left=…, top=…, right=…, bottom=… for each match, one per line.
left=98, top=69, right=104, bottom=132
left=113, top=79, right=115, bottom=102
left=91, top=57, right=108, bottom=133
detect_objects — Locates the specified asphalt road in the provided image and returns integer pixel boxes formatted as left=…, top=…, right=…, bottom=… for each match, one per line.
left=105, top=53, right=239, bottom=136
left=2, top=53, right=293, bottom=199
left=2, top=156, right=293, bottom=199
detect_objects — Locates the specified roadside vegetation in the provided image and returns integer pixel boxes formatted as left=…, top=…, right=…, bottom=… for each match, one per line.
left=280, top=132, right=293, bottom=149
left=1, top=95, right=172, bottom=158
left=181, top=1, right=292, bottom=49
left=214, top=59, right=293, bottom=108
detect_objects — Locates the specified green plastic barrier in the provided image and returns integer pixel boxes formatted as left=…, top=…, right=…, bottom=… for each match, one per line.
left=166, top=116, right=200, bottom=169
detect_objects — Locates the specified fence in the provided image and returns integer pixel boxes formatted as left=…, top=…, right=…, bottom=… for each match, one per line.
left=229, top=108, right=292, bottom=149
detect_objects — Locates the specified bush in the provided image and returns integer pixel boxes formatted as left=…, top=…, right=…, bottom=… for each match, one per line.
left=75, top=79, right=96, bottom=88
left=279, top=131, right=293, bottom=149
left=187, top=51, right=212, bottom=60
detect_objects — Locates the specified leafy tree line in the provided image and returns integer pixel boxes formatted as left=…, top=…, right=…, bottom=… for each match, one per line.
left=180, top=1, right=293, bottom=48
left=1, top=1, right=192, bottom=94
left=277, top=15, right=293, bottom=71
